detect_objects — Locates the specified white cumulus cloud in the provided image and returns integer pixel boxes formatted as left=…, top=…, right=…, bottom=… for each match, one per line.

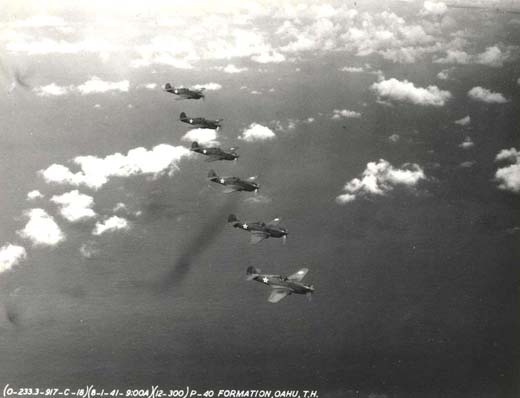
left=458, top=137, right=474, bottom=149
left=0, top=244, right=27, bottom=274
left=336, top=159, right=425, bottom=204
left=420, top=1, right=448, bottom=17
left=332, top=109, right=361, bottom=119
left=181, top=129, right=219, bottom=145
left=40, top=144, right=191, bottom=190
left=18, top=209, right=65, bottom=246
left=238, top=123, right=276, bottom=142
left=27, top=190, right=44, bottom=200
left=495, top=148, right=520, bottom=193
left=93, top=216, right=129, bottom=236
left=371, top=78, right=451, bottom=106
left=34, top=83, right=72, bottom=96
left=454, top=116, right=471, bottom=126
left=468, top=87, right=508, bottom=103
left=191, top=82, right=222, bottom=91
left=77, top=76, right=129, bottom=94
left=50, top=190, right=97, bottom=222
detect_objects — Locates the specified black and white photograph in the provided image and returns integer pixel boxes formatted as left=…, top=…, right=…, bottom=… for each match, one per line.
left=0, top=0, right=519, bottom=397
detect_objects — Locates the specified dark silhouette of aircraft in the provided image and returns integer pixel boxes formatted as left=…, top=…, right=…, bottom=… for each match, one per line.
left=163, top=83, right=205, bottom=100
left=246, top=266, right=314, bottom=303
left=227, top=214, right=288, bottom=244
left=191, top=142, right=239, bottom=162
left=180, top=112, right=223, bottom=130
left=208, top=170, right=259, bottom=193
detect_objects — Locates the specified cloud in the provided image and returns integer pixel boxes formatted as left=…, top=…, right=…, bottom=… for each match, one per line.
left=495, top=148, right=520, bottom=193
left=93, top=216, right=129, bottom=236
left=17, top=208, right=65, bottom=246
left=459, top=161, right=475, bottom=168
left=336, top=159, right=425, bottom=204
left=458, top=136, right=474, bottom=149
left=77, top=76, right=129, bottom=94
left=79, top=241, right=99, bottom=259
left=34, top=83, right=72, bottom=96
left=0, top=244, right=27, bottom=274
left=238, top=123, right=276, bottom=142
left=468, top=87, right=508, bottom=103
left=454, top=116, right=471, bottom=126
left=332, top=109, right=361, bottom=119
left=420, top=1, right=448, bottom=17
left=26, top=190, right=43, bottom=200
left=251, top=50, right=286, bottom=63
left=371, top=78, right=451, bottom=106
left=437, top=68, right=452, bottom=80
left=191, top=82, right=222, bottom=91
left=476, top=46, right=510, bottom=67
left=434, top=49, right=472, bottom=65
left=388, top=134, right=400, bottom=143
left=218, top=64, right=248, bottom=73
left=181, top=129, right=219, bottom=145
left=434, top=45, right=511, bottom=67
left=50, top=190, right=97, bottom=222
left=40, top=144, right=191, bottom=190
left=340, top=66, right=364, bottom=72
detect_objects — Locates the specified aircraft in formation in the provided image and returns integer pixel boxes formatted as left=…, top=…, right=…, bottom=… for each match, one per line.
left=180, top=112, right=223, bottom=130
left=163, top=83, right=205, bottom=100
left=227, top=214, right=288, bottom=244
left=163, top=81, right=314, bottom=302
left=246, top=266, right=314, bottom=303
left=191, top=141, right=239, bottom=162
left=208, top=169, right=259, bottom=193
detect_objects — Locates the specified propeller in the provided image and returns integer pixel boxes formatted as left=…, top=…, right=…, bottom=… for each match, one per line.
left=282, top=234, right=287, bottom=245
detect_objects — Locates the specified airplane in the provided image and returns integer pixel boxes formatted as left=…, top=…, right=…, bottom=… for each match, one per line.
left=208, top=169, right=259, bottom=193
left=163, top=83, right=205, bottom=100
left=227, top=214, right=288, bottom=244
left=191, top=141, right=239, bottom=162
left=180, top=112, right=223, bottom=130
left=246, top=266, right=314, bottom=303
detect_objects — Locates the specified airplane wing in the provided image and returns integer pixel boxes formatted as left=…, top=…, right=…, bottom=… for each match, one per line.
left=205, top=155, right=222, bottom=162
left=287, top=268, right=308, bottom=282
left=222, top=185, right=241, bottom=193
left=268, top=288, right=291, bottom=303
left=250, top=231, right=269, bottom=244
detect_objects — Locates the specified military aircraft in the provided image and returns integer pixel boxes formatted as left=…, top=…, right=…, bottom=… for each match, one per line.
left=163, top=83, right=205, bottom=100
left=227, top=214, right=288, bottom=244
left=180, top=112, right=223, bottom=130
left=246, top=266, right=314, bottom=303
left=191, top=142, right=239, bottom=162
left=208, top=170, right=259, bottom=193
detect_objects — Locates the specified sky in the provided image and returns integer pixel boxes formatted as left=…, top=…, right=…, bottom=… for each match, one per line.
left=0, top=0, right=519, bottom=397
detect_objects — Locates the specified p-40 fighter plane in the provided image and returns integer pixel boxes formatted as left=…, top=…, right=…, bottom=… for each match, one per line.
left=208, top=170, right=259, bottom=193
left=246, top=266, right=314, bottom=303
left=228, top=214, right=288, bottom=244
left=180, top=112, right=223, bottom=130
left=163, top=83, right=205, bottom=100
left=191, top=142, right=239, bottom=162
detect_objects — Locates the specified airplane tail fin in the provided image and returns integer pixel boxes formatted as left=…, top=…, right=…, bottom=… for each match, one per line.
left=227, top=214, right=239, bottom=223
left=180, top=112, right=187, bottom=121
left=246, top=266, right=261, bottom=280
left=164, top=83, right=172, bottom=90
left=191, top=141, right=200, bottom=150
left=208, top=169, right=218, bottom=180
